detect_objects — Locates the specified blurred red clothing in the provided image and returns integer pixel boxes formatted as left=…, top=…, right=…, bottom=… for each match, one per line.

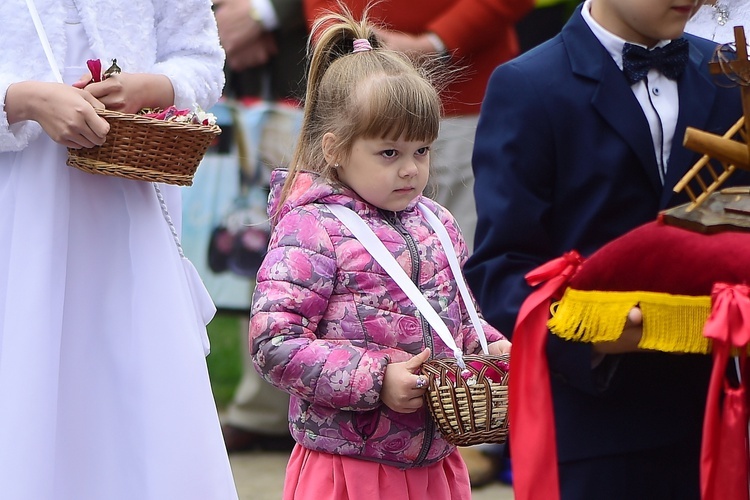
left=304, top=0, right=534, bottom=116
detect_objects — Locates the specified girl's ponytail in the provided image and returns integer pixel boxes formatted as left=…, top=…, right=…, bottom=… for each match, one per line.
left=276, top=5, right=379, bottom=222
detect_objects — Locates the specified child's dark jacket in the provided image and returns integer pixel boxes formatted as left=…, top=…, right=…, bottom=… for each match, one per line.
left=467, top=4, right=750, bottom=465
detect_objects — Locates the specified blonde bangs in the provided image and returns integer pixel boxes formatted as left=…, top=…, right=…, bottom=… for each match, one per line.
left=353, top=72, right=441, bottom=143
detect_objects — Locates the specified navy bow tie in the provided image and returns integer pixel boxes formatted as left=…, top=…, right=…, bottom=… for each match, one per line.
left=622, top=38, right=689, bottom=85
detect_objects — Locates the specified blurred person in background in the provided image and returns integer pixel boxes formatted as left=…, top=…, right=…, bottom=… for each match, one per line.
left=213, top=0, right=307, bottom=453
left=304, top=0, right=534, bottom=254
left=517, top=0, right=578, bottom=53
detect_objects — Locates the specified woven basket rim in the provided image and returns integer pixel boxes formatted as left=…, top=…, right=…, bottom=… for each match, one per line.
left=94, top=108, right=222, bottom=134
left=66, top=108, right=221, bottom=186
left=421, top=353, right=510, bottom=446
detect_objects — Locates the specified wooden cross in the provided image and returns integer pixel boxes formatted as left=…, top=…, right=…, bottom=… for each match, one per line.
left=678, top=25, right=750, bottom=194
left=663, top=26, right=750, bottom=229
left=709, top=26, right=750, bottom=142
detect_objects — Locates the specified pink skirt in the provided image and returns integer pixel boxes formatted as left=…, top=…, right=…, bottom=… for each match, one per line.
left=282, top=444, right=471, bottom=500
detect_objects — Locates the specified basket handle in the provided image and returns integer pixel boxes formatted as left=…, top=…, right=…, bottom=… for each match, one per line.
left=153, top=184, right=185, bottom=259
left=416, top=204, right=489, bottom=355
left=327, top=204, right=486, bottom=368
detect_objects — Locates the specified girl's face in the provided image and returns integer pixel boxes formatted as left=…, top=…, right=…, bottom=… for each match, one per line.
left=334, top=135, right=430, bottom=212
left=591, top=0, right=699, bottom=47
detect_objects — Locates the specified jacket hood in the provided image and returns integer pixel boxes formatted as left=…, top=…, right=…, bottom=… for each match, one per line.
left=268, top=168, right=422, bottom=222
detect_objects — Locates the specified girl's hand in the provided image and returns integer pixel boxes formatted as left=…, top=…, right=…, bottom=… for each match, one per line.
left=78, top=73, right=175, bottom=114
left=488, top=338, right=512, bottom=355
left=381, top=348, right=431, bottom=413
left=6, top=81, right=109, bottom=149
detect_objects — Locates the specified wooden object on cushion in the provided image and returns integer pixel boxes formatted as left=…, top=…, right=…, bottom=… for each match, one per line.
left=661, top=187, right=750, bottom=234
left=675, top=27, right=750, bottom=212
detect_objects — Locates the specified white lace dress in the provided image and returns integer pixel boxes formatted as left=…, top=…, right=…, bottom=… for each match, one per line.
left=686, top=1, right=750, bottom=44
left=0, top=2, right=238, bottom=499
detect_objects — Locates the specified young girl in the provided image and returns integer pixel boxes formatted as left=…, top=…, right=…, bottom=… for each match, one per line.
left=0, top=1, right=237, bottom=498
left=249, top=8, right=511, bottom=500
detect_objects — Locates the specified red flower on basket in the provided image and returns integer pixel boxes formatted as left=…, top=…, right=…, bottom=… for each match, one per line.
left=445, top=358, right=509, bottom=385
left=86, top=59, right=121, bottom=84
left=87, top=59, right=102, bottom=82
left=142, top=105, right=217, bottom=126
left=83, top=59, right=216, bottom=126
left=143, top=106, right=191, bottom=121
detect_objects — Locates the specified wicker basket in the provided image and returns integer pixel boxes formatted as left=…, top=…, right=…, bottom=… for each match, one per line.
left=66, top=109, right=221, bottom=186
left=421, top=354, right=510, bottom=447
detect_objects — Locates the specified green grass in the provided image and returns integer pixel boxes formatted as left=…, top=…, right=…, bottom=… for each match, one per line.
left=206, top=313, right=244, bottom=409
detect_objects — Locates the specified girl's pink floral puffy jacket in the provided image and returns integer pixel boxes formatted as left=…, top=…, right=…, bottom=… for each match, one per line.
left=250, top=170, right=504, bottom=468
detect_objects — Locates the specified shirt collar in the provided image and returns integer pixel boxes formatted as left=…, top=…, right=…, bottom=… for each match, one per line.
left=582, top=0, right=672, bottom=71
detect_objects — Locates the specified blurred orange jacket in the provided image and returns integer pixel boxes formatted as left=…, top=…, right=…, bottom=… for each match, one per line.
left=304, top=0, right=534, bottom=116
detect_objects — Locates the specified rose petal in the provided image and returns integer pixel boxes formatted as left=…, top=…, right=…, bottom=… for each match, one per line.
left=86, top=59, right=102, bottom=83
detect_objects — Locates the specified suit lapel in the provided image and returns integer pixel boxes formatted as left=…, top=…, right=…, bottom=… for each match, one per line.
left=591, top=69, right=663, bottom=194
left=660, top=43, right=719, bottom=208
left=563, top=10, right=663, bottom=195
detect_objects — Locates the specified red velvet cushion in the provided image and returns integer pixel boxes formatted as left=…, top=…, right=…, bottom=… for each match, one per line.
left=570, top=219, right=750, bottom=295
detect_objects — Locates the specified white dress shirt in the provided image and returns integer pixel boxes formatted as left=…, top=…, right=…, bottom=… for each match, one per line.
left=583, top=0, right=680, bottom=184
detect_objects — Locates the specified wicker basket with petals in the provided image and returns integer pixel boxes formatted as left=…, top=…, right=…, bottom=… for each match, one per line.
left=66, top=108, right=221, bottom=186
left=421, top=353, right=510, bottom=447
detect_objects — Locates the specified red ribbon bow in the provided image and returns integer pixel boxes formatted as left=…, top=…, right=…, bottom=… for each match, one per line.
left=701, top=283, right=750, bottom=500
left=510, top=251, right=583, bottom=500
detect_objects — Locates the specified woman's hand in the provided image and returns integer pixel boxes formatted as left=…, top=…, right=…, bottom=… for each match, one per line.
left=213, top=0, right=277, bottom=71
left=592, top=307, right=644, bottom=354
left=74, top=72, right=175, bottom=114
left=381, top=348, right=431, bottom=413
left=6, top=81, right=109, bottom=149
left=375, top=29, right=442, bottom=57
left=488, top=338, right=512, bottom=355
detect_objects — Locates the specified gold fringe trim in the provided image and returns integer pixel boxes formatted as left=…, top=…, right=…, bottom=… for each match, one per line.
left=548, top=289, right=713, bottom=354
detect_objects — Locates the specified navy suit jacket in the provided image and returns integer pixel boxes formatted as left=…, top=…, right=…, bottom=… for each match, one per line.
left=466, top=6, right=748, bottom=463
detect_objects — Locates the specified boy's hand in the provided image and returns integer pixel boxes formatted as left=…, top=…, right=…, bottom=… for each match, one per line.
left=592, top=307, right=644, bottom=354
left=381, top=348, right=431, bottom=413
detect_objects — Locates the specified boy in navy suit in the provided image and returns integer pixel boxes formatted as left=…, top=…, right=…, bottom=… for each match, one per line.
left=466, top=0, right=747, bottom=498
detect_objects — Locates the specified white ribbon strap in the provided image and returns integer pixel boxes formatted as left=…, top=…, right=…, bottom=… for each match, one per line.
left=25, top=0, right=63, bottom=84
left=327, top=204, right=473, bottom=367
left=417, top=204, right=489, bottom=354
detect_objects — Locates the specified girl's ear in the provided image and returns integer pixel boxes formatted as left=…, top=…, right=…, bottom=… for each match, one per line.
left=322, top=132, right=337, bottom=165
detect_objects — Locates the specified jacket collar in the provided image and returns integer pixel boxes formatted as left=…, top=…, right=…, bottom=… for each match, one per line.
left=562, top=6, right=718, bottom=203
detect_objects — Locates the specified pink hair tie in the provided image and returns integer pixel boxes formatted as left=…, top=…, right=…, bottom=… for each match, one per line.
left=352, top=38, right=372, bottom=53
